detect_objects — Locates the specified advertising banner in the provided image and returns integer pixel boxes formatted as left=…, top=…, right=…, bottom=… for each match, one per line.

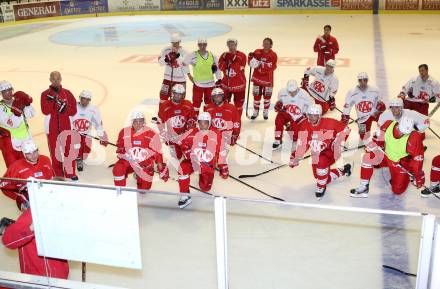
left=341, top=0, right=372, bottom=9
left=108, top=0, right=160, bottom=11
left=421, top=0, right=440, bottom=9
left=162, top=0, right=223, bottom=10
left=0, top=4, right=15, bottom=22
left=224, top=0, right=249, bottom=9
left=14, top=1, right=61, bottom=21
left=274, top=0, right=339, bottom=10
left=385, top=0, right=419, bottom=9
left=249, top=0, right=270, bottom=8
left=60, top=0, right=108, bottom=16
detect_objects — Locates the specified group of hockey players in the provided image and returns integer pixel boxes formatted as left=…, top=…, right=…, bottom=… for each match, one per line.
left=0, top=23, right=440, bottom=281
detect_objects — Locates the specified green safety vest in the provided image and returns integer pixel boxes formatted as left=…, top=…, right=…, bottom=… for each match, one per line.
left=384, top=121, right=410, bottom=162
left=0, top=102, right=29, bottom=140
left=193, top=51, right=215, bottom=82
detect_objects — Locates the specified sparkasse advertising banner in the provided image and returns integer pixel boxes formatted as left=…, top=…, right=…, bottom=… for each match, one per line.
left=274, top=0, right=339, bottom=9
left=14, top=1, right=61, bottom=21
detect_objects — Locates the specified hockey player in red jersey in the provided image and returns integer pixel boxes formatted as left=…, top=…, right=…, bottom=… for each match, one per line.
left=1, top=141, right=54, bottom=210
left=157, top=84, right=196, bottom=160
left=218, top=38, right=247, bottom=116
left=341, top=72, right=386, bottom=141
left=204, top=87, right=241, bottom=146
left=204, top=88, right=241, bottom=178
left=176, top=112, right=228, bottom=208
left=2, top=208, right=69, bottom=279
left=272, top=79, right=313, bottom=150
left=289, top=104, right=352, bottom=199
left=248, top=38, right=278, bottom=120
left=421, top=155, right=440, bottom=196
left=313, top=25, right=339, bottom=67
left=350, top=116, right=425, bottom=198
left=40, top=71, right=77, bottom=180
left=112, top=111, right=169, bottom=190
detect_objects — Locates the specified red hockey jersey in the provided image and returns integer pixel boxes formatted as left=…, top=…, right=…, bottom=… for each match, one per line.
left=249, top=48, right=278, bottom=87
left=218, top=51, right=247, bottom=92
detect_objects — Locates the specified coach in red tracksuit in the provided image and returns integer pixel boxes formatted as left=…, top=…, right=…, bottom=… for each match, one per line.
left=313, top=25, right=339, bottom=67
left=41, top=71, right=77, bottom=180
left=2, top=208, right=69, bottom=279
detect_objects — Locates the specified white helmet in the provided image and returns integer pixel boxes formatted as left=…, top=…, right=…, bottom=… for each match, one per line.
left=227, top=38, right=238, bottom=45
left=307, top=104, right=323, bottom=116
left=286, top=79, right=298, bottom=92
left=211, top=87, right=224, bottom=97
left=357, top=72, right=368, bottom=80
left=130, top=111, right=145, bottom=121
left=398, top=116, right=415, bottom=135
left=170, top=33, right=181, bottom=43
left=172, top=84, right=185, bottom=94
left=22, top=141, right=38, bottom=154
left=79, top=90, right=92, bottom=100
left=389, top=97, right=403, bottom=107
left=325, top=59, right=336, bottom=68
left=197, top=37, right=207, bottom=44
left=0, top=80, right=13, bottom=92
left=198, top=112, right=211, bottom=124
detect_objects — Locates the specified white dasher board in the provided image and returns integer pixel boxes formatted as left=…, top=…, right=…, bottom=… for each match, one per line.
left=28, top=181, right=142, bottom=270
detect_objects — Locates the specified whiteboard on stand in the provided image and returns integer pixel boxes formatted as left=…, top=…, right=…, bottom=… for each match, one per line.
left=28, top=181, right=142, bottom=270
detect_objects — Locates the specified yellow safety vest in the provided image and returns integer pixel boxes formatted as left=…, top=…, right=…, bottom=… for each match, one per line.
left=0, top=102, right=29, bottom=140
left=193, top=51, right=215, bottom=82
left=384, top=121, right=410, bottom=162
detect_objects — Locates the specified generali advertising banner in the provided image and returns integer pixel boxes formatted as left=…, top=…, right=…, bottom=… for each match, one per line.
left=14, top=1, right=61, bottom=21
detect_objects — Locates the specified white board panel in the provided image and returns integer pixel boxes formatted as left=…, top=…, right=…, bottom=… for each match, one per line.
left=28, top=181, right=142, bottom=270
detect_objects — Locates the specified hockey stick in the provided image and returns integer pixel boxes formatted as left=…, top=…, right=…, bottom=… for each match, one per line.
left=245, top=66, right=253, bottom=119
left=235, top=142, right=278, bottom=164
left=429, top=102, right=440, bottom=118
left=382, top=265, right=416, bottom=277
left=75, top=130, right=117, bottom=147
left=239, top=144, right=365, bottom=179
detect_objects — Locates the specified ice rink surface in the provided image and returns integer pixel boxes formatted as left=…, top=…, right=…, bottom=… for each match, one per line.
left=0, top=13, right=440, bottom=289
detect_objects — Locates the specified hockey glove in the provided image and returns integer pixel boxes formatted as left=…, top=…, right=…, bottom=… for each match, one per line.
left=230, top=134, right=238, bottom=146
left=218, top=164, right=229, bottom=179
left=157, top=163, right=169, bottom=182
left=274, top=101, right=283, bottom=113
left=414, top=171, right=425, bottom=189
left=211, top=64, right=218, bottom=73
left=340, top=114, right=350, bottom=125
left=328, top=96, right=336, bottom=111
left=215, top=79, right=222, bottom=87
left=429, top=95, right=437, bottom=103
left=99, top=131, right=109, bottom=147
left=0, top=217, right=15, bottom=236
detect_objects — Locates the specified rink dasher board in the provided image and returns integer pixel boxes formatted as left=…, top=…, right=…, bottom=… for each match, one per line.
left=27, top=181, right=142, bottom=270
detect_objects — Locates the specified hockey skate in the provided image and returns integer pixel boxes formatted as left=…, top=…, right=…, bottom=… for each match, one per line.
left=76, top=158, right=84, bottom=172
left=178, top=195, right=192, bottom=209
left=421, top=184, right=440, bottom=198
left=315, top=187, right=326, bottom=200
left=350, top=184, right=369, bottom=198
left=263, top=109, right=269, bottom=120
left=250, top=109, right=259, bottom=120
left=272, top=140, right=282, bottom=150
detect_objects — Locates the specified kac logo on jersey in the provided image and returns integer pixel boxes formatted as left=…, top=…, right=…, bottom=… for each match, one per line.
left=127, top=147, right=150, bottom=162
left=193, top=147, right=214, bottom=163
left=356, top=101, right=373, bottom=113
left=286, top=104, right=301, bottom=116
left=169, top=115, right=186, bottom=128
left=309, top=139, right=327, bottom=153
left=312, top=81, right=326, bottom=94
left=212, top=117, right=228, bottom=130
left=227, top=68, right=237, bottom=78
left=73, top=118, right=91, bottom=132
